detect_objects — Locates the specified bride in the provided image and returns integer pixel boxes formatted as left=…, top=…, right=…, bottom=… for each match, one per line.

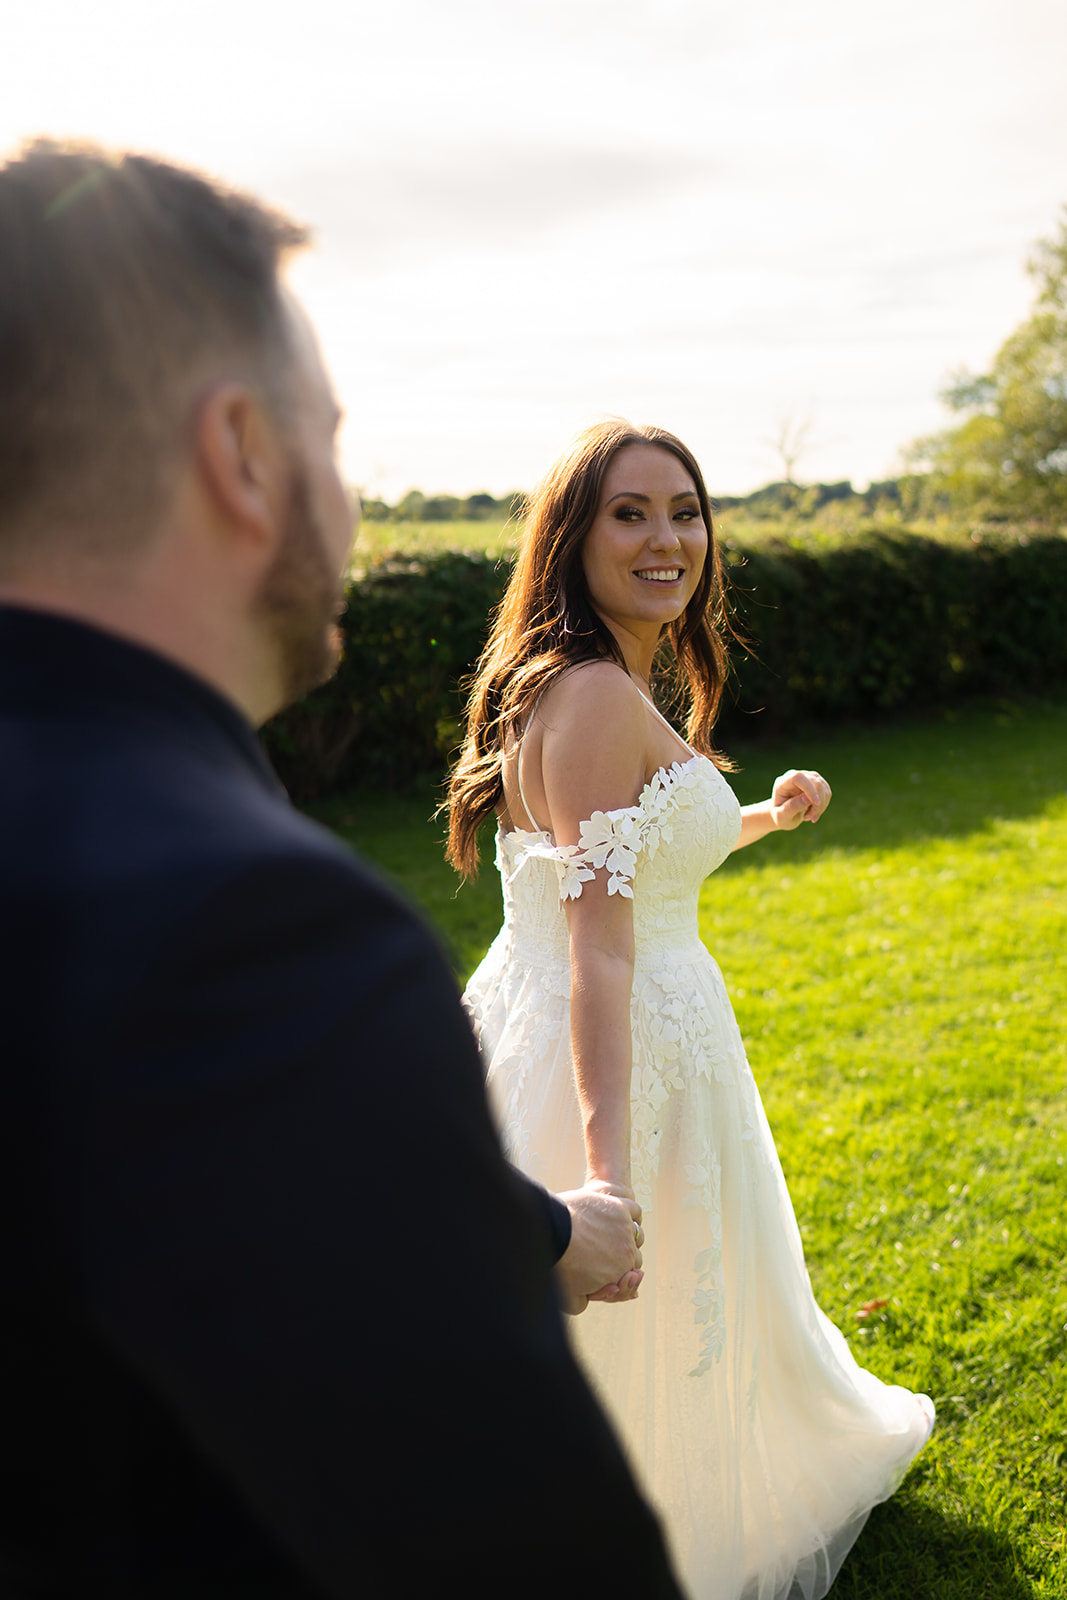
left=445, top=421, right=934, bottom=1600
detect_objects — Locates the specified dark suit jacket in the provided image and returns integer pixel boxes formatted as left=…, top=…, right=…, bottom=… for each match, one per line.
left=0, top=607, right=682, bottom=1599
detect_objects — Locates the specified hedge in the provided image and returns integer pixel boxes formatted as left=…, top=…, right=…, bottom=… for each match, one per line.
left=263, top=551, right=510, bottom=800
left=261, top=530, right=1067, bottom=801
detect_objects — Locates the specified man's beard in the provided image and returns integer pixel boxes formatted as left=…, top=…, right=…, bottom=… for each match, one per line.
left=257, top=467, right=346, bottom=710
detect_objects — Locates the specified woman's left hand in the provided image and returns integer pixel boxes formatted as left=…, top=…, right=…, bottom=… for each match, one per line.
left=769, top=769, right=832, bottom=831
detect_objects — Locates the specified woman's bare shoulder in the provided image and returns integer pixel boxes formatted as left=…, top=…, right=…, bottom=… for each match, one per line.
left=535, top=661, right=649, bottom=823
left=535, top=659, right=644, bottom=729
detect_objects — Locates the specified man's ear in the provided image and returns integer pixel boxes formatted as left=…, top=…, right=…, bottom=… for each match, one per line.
left=193, top=383, right=283, bottom=547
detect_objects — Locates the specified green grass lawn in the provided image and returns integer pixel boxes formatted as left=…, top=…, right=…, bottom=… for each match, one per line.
left=348, top=512, right=909, bottom=569
left=310, top=694, right=1067, bottom=1598
left=350, top=511, right=1042, bottom=573
left=353, top=517, right=517, bottom=567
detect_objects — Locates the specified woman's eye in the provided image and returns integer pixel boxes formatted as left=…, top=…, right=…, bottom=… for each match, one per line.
left=675, top=507, right=700, bottom=522
left=614, top=506, right=644, bottom=523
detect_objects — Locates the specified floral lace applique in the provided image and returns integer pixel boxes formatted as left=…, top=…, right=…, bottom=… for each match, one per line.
left=509, top=757, right=703, bottom=903
left=685, top=1145, right=726, bottom=1375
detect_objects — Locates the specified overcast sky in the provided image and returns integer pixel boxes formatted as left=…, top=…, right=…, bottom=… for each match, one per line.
left=3, top=0, right=1066, bottom=498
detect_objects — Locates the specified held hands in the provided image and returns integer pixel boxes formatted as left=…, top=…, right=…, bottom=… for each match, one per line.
left=769, top=769, right=832, bottom=832
left=585, top=1178, right=644, bottom=1306
left=554, top=1179, right=644, bottom=1316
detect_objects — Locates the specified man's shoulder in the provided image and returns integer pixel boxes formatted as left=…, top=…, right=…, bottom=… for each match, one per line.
left=194, top=799, right=418, bottom=938
left=106, top=764, right=419, bottom=961
left=0, top=688, right=431, bottom=1002
left=0, top=680, right=361, bottom=881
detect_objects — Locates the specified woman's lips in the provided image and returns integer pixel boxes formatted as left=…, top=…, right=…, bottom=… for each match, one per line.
left=634, top=568, right=683, bottom=583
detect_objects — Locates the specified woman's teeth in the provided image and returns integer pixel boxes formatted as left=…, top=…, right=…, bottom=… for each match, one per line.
left=635, top=569, right=681, bottom=582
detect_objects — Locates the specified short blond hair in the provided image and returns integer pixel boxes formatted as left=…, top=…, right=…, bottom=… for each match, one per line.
left=0, top=140, right=308, bottom=568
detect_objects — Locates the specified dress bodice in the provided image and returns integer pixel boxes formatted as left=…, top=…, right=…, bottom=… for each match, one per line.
left=495, top=755, right=742, bottom=966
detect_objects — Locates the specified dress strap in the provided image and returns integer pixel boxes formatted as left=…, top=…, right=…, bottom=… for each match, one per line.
left=516, top=680, right=692, bottom=832
left=633, top=685, right=698, bottom=759
left=516, top=690, right=548, bottom=834
left=516, top=742, right=539, bottom=833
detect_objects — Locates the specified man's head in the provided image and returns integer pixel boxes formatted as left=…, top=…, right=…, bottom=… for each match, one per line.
left=0, top=140, right=354, bottom=718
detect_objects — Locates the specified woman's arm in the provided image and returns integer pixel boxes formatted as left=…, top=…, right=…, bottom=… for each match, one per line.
left=536, top=665, right=650, bottom=1189
left=732, top=767, right=832, bottom=851
left=566, top=896, right=637, bottom=1188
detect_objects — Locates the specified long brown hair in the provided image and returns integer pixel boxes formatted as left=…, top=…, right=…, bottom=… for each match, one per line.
left=445, top=421, right=741, bottom=877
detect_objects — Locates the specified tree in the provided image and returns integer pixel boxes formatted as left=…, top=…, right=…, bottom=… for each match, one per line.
left=422, top=494, right=461, bottom=522
left=462, top=492, right=499, bottom=520
left=766, top=412, right=812, bottom=487
left=395, top=490, right=426, bottom=522
left=912, top=209, right=1067, bottom=521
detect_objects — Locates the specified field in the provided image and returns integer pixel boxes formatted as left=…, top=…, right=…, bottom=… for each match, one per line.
left=349, top=513, right=854, bottom=568
left=350, top=510, right=1022, bottom=573
left=352, top=517, right=519, bottom=567
left=312, top=693, right=1067, bottom=1597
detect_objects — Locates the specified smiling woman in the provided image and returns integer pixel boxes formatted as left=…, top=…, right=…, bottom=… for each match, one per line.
left=445, top=420, right=932, bottom=1600
left=581, top=445, right=710, bottom=641
left=444, top=420, right=739, bottom=879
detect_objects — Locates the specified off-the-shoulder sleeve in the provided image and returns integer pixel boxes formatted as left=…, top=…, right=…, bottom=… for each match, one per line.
left=508, top=759, right=698, bottom=902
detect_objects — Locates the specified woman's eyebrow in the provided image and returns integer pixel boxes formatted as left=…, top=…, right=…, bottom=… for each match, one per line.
left=605, top=490, right=698, bottom=505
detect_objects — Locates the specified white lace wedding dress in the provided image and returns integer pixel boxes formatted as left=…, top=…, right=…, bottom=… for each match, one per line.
left=463, top=740, right=933, bottom=1600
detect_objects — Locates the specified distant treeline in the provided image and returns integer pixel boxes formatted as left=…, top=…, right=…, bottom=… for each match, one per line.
left=360, top=477, right=924, bottom=525
left=715, top=477, right=922, bottom=519
left=360, top=489, right=525, bottom=523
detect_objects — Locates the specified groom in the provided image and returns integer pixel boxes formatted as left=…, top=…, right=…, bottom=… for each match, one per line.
left=0, top=143, right=680, bottom=1597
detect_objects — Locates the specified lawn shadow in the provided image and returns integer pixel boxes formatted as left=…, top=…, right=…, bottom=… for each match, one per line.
left=834, top=1494, right=1035, bottom=1599
left=720, top=692, right=1067, bottom=860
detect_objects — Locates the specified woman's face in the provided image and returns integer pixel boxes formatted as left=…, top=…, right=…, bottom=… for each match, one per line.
left=581, top=443, right=708, bottom=645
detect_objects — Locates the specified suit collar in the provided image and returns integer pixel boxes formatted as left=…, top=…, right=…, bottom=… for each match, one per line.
left=0, top=605, right=286, bottom=796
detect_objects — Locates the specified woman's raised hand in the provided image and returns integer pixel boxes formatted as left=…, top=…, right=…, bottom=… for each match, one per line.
left=769, top=769, right=832, bottom=831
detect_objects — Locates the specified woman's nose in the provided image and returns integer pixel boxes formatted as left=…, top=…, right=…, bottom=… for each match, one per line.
left=648, top=514, right=681, bottom=551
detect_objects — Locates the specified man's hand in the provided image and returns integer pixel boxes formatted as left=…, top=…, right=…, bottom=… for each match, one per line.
left=554, top=1180, right=644, bottom=1316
